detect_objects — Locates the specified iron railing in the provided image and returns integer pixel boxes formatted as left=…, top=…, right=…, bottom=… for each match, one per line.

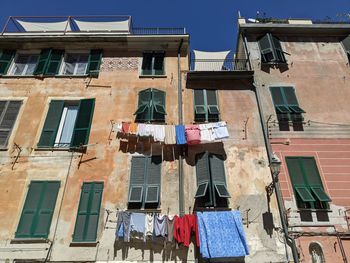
left=190, top=59, right=250, bottom=71
left=132, top=27, right=186, bottom=35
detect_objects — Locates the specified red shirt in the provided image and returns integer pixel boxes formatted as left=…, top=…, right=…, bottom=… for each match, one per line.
left=173, top=214, right=200, bottom=247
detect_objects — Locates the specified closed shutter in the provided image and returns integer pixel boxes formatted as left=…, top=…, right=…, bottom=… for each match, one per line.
left=282, top=87, right=305, bottom=114
left=34, top=49, right=51, bottom=75
left=0, top=50, right=15, bottom=75
left=195, top=152, right=210, bottom=198
left=45, top=50, right=64, bottom=75
left=194, top=90, right=206, bottom=122
left=209, top=154, right=230, bottom=198
left=206, top=90, right=220, bottom=121
left=70, top=98, right=95, bottom=148
left=145, top=156, right=161, bottom=203
left=87, top=49, right=103, bottom=77
left=16, top=181, right=60, bottom=238
left=135, top=89, right=152, bottom=122
left=258, top=34, right=275, bottom=63
left=270, top=87, right=292, bottom=119
left=38, top=100, right=64, bottom=148
left=0, top=100, right=21, bottom=147
left=141, top=52, right=153, bottom=75
left=153, top=52, right=165, bottom=75
left=129, top=157, right=146, bottom=203
left=73, top=182, right=103, bottom=242
left=152, top=89, right=166, bottom=122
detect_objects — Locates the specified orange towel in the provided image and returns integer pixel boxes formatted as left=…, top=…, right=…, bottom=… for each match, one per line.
left=129, top=123, right=138, bottom=134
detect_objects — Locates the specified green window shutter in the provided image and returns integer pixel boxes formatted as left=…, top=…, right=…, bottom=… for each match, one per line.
left=295, top=186, right=315, bottom=202
left=152, top=89, right=166, bottom=122
left=194, top=89, right=206, bottom=122
left=128, top=157, right=146, bottom=203
left=271, top=35, right=286, bottom=63
left=141, top=52, right=153, bottom=75
left=135, top=89, right=152, bottom=122
left=209, top=154, right=230, bottom=198
left=34, top=49, right=51, bottom=75
left=270, top=87, right=285, bottom=105
left=282, top=87, right=298, bottom=105
left=206, top=90, right=220, bottom=122
left=145, top=156, right=161, bottom=204
left=0, top=100, right=21, bottom=148
left=45, top=50, right=64, bottom=75
left=195, top=152, right=210, bottom=198
left=16, top=181, right=60, bottom=238
left=258, top=34, right=275, bottom=63
left=0, top=50, right=15, bottom=75
left=38, top=100, right=64, bottom=148
left=286, top=157, right=306, bottom=186
left=87, top=49, right=103, bottom=77
left=153, top=52, right=165, bottom=75
left=73, top=182, right=103, bottom=242
left=341, top=35, right=350, bottom=57
left=70, top=98, right=95, bottom=148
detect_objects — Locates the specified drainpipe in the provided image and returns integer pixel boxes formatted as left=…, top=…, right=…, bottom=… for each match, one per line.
left=253, top=82, right=299, bottom=263
left=177, top=38, right=185, bottom=216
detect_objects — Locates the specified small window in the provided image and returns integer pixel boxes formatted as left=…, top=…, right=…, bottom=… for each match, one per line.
left=0, top=100, right=22, bottom=148
left=134, top=88, right=166, bottom=123
left=195, top=152, right=230, bottom=208
left=38, top=99, right=95, bottom=149
left=61, top=53, right=89, bottom=75
left=286, top=157, right=331, bottom=210
left=141, top=51, right=165, bottom=76
left=193, top=89, right=220, bottom=123
left=10, top=53, right=39, bottom=76
left=258, top=33, right=286, bottom=64
left=15, top=181, right=60, bottom=238
left=309, top=242, right=326, bottom=263
left=128, top=156, right=162, bottom=209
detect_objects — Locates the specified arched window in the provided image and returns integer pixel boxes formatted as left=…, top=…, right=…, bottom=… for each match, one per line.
left=309, top=242, right=325, bottom=263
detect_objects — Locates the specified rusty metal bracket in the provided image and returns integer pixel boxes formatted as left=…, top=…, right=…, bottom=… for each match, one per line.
left=11, top=142, right=22, bottom=170
left=242, top=117, right=249, bottom=140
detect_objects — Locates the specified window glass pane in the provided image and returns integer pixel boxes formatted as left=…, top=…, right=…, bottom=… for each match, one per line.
left=55, top=105, right=78, bottom=147
left=63, top=54, right=88, bottom=75
left=12, top=54, right=39, bottom=75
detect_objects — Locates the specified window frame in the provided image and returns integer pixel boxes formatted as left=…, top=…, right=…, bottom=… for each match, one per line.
left=193, top=89, right=220, bottom=123
left=258, top=33, right=287, bottom=64
left=140, top=51, right=165, bottom=76
left=59, top=51, right=89, bottom=76
left=9, top=51, right=40, bottom=76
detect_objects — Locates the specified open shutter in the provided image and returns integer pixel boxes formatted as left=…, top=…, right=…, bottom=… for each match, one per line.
left=153, top=52, right=165, bottom=75
left=141, top=52, right=153, bottom=75
left=271, top=35, right=286, bottom=63
left=135, top=89, right=152, bottom=122
left=194, top=89, right=206, bottom=122
left=34, top=49, right=51, bottom=75
left=38, top=100, right=64, bottom=148
left=0, top=101, right=21, bottom=148
left=341, top=35, right=350, bottom=58
left=87, top=49, right=103, bottom=77
left=145, top=156, right=161, bottom=203
left=73, top=182, right=103, bottom=242
left=0, top=50, right=15, bottom=75
left=258, top=34, right=275, bottom=63
left=129, top=157, right=146, bottom=203
left=45, top=50, right=64, bottom=75
left=195, top=152, right=210, bottom=198
left=209, top=154, right=230, bottom=198
left=33, top=181, right=60, bottom=237
left=70, top=98, right=95, bottom=148
left=152, top=89, right=166, bottom=122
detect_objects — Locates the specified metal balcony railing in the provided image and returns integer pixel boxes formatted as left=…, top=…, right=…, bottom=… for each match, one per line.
left=190, top=59, right=250, bottom=71
left=132, top=27, right=186, bottom=35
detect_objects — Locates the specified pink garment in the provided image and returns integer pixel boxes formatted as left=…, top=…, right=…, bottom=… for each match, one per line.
left=185, top=125, right=201, bottom=145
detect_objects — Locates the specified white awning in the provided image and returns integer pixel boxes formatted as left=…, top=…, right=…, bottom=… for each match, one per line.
left=73, top=19, right=130, bottom=33
left=193, top=50, right=231, bottom=71
left=15, top=19, right=71, bottom=32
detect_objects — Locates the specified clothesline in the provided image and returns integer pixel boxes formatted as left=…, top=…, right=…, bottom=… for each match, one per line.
left=114, top=121, right=230, bottom=145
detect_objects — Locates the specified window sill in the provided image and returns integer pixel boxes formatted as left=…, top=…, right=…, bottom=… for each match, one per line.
left=297, top=208, right=331, bottom=213
left=0, top=148, right=8, bottom=151
left=35, top=147, right=70, bottom=151
left=70, top=241, right=98, bottom=247
left=139, top=74, right=167, bottom=78
left=0, top=74, right=91, bottom=79
left=11, top=238, right=49, bottom=244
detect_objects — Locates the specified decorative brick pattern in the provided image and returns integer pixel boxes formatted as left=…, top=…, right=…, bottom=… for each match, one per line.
left=100, top=57, right=139, bottom=72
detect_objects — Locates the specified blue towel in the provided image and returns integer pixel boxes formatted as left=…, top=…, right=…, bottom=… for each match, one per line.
left=197, top=211, right=249, bottom=259
left=130, top=213, right=146, bottom=240
left=175, top=125, right=186, bottom=144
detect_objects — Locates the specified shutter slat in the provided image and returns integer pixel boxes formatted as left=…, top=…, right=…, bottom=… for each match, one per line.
left=38, top=100, right=64, bottom=148
left=145, top=156, right=161, bottom=204
left=286, top=157, right=305, bottom=186
left=45, top=50, right=64, bottom=75
left=136, top=89, right=152, bottom=122
left=70, top=98, right=95, bottom=148
left=301, top=157, right=323, bottom=186
left=151, top=89, right=166, bottom=121
left=0, top=101, right=21, bottom=147
left=270, top=87, right=285, bottom=105
left=0, top=50, right=15, bottom=75
left=209, top=154, right=230, bottom=198
left=283, top=87, right=299, bottom=105
left=34, top=49, right=51, bottom=75
left=128, top=157, right=146, bottom=203
left=196, top=152, right=210, bottom=184
left=87, top=49, right=103, bottom=77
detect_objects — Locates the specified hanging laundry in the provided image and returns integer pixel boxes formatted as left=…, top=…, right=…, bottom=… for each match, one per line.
left=114, top=122, right=123, bottom=133
left=166, top=215, right=175, bottom=242
left=153, top=125, right=165, bottom=142
left=130, top=212, right=146, bottom=241
left=122, top=122, right=130, bottom=134
left=129, top=123, right=138, bottom=134
left=164, top=125, right=176, bottom=144
left=173, top=214, right=199, bottom=247
left=197, top=211, right=249, bottom=259
left=145, top=213, right=154, bottom=239
left=175, top=125, right=186, bottom=145
left=144, top=124, right=154, bottom=137
left=199, top=123, right=215, bottom=142
left=185, top=125, right=201, bottom=145
left=137, top=123, right=146, bottom=136
left=116, top=211, right=131, bottom=242
left=154, top=214, right=168, bottom=238
left=212, top=121, right=229, bottom=140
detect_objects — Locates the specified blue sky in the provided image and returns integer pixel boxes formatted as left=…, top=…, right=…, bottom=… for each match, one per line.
left=1, top=0, right=350, bottom=51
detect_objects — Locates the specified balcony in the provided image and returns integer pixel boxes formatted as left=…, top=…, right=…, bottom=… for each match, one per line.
left=190, top=58, right=250, bottom=71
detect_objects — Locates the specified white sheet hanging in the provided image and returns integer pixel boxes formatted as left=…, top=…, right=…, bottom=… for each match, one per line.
left=193, top=50, right=231, bottom=71
left=73, top=19, right=130, bottom=33
left=15, top=19, right=71, bottom=32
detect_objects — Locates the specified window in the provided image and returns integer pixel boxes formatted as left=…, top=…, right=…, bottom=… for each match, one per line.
left=10, top=53, right=39, bottom=76
left=73, top=182, right=103, bottom=243
left=34, top=49, right=64, bottom=76
left=270, top=86, right=305, bottom=123
left=341, top=35, right=350, bottom=61
left=141, top=51, right=165, bottom=76
left=15, top=181, right=60, bottom=238
left=0, top=50, right=16, bottom=75
left=286, top=157, right=331, bottom=210
left=309, top=243, right=326, bottom=263
left=195, top=152, right=230, bottom=208
left=0, top=100, right=22, bottom=148
left=128, top=156, right=162, bottom=209
left=134, top=88, right=166, bottom=123
left=61, top=53, right=89, bottom=75
left=193, top=89, right=220, bottom=122
left=258, top=33, right=286, bottom=64
left=38, top=99, right=95, bottom=149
